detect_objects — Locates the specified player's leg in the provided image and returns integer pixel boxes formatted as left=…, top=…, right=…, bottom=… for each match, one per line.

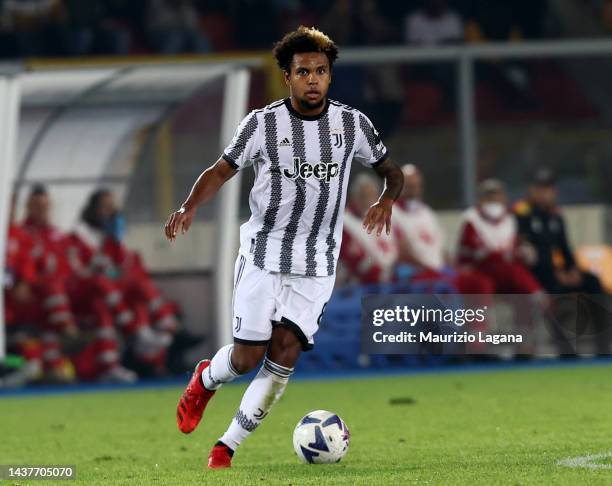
left=176, top=342, right=266, bottom=434
left=209, top=326, right=301, bottom=468
left=209, top=273, right=335, bottom=468
left=177, top=255, right=276, bottom=434
left=202, top=342, right=265, bottom=389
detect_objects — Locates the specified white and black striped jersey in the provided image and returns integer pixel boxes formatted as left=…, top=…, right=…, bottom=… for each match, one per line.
left=222, top=98, right=388, bottom=277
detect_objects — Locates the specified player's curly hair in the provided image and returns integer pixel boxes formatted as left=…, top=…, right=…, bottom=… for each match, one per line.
left=272, top=26, right=339, bottom=72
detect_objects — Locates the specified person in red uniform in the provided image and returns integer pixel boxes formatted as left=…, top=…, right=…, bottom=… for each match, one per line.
left=339, top=174, right=400, bottom=285
left=457, top=179, right=542, bottom=295
left=67, top=189, right=177, bottom=371
left=456, top=180, right=549, bottom=355
left=393, top=164, right=494, bottom=294
left=23, top=186, right=136, bottom=383
left=4, top=193, right=46, bottom=381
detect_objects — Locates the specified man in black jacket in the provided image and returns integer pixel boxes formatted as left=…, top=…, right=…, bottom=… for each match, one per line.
left=514, top=168, right=602, bottom=294
left=514, top=168, right=609, bottom=354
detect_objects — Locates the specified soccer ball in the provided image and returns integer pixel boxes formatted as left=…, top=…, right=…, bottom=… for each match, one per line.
left=293, top=410, right=350, bottom=464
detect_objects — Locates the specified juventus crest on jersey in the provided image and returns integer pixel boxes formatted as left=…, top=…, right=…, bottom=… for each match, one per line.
left=222, top=98, right=388, bottom=277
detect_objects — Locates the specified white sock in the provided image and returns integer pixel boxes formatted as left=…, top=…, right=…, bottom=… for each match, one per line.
left=201, top=344, right=240, bottom=391
left=219, top=357, right=293, bottom=451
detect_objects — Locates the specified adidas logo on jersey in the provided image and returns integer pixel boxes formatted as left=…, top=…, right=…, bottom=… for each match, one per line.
left=283, top=157, right=339, bottom=183
left=279, top=137, right=292, bottom=147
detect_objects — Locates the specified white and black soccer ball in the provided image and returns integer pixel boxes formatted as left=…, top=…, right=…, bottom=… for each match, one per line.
left=293, top=410, right=350, bottom=464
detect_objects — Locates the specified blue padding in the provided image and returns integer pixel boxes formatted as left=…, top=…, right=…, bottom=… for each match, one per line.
left=305, top=275, right=463, bottom=371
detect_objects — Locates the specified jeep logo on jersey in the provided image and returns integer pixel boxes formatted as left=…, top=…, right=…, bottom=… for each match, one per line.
left=283, top=157, right=339, bottom=183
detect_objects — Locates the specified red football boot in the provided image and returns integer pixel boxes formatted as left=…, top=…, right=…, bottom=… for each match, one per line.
left=208, top=442, right=234, bottom=469
left=176, top=359, right=215, bottom=434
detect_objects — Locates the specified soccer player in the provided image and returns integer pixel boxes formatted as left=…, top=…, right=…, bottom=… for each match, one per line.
left=164, top=26, right=404, bottom=469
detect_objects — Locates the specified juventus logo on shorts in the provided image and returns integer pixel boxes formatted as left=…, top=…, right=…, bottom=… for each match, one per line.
left=333, top=133, right=343, bottom=148
left=234, top=316, right=242, bottom=332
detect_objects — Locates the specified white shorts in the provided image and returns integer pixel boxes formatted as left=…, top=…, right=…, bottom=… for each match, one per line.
left=231, top=254, right=335, bottom=350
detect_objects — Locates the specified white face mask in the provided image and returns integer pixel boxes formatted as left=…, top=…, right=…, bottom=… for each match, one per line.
left=481, top=202, right=506, bottom=220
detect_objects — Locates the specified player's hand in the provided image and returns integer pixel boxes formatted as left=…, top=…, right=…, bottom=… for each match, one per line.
left=164, top=205, right=196, bottom=241
left=362, top=197, right=393, bottom=237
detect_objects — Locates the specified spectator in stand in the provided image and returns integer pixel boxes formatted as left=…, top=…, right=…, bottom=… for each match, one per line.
left=514, top=168, right=604, bottom=295
left=405, top=0, right=463, bottom=111
left=320, top=0, right=403, bottom=134
left=466, top=0, right=536, bottom=110
left=146, top=0, right=210, bottom=54
left=339, top=173, right=399, bottom=285
left=1, top=0, right=64, bottom=57
left=361, top=0, right=404, bottom=137
left=457, top=179, right=543, bottom=295
left=59, top=0, right=130, bottom=56
left=405, top=0, right=463, bottom=45
left=319, top=0, right=367, bottom=109
left=23, top=186, right=138, bottom=383
left=466, top=0, right=547, bottom=41
left=394, top=164, right=493, bottom=352
left=66, top=189, right=178, bottom=374
left=393, top=164, right=493, bottom=294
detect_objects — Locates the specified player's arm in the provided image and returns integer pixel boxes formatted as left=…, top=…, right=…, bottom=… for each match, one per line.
left=362, top=157, right=404, bottom=236
left=164, top=158, right=237, bottom=241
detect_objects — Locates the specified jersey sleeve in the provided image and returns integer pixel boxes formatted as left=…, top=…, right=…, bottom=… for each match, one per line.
left=221, top=111, right=261, bottom=170
left=354, top=113, right=389, bottom=168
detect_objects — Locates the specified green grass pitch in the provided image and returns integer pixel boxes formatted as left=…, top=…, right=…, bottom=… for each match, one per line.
left=1, top=364, right=612, bottom=485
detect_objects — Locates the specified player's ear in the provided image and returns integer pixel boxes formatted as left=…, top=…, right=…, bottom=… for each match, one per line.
left=283, top=69, right=291, bottom=86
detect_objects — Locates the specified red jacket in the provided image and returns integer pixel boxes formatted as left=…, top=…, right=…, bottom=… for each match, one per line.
left=65, top=223, right=144, bottom=279
left=457, top=207, right=518, bottom=267
left=5, top=224, right=37, bottom=288
left=23, top=219, right=73, bottom=280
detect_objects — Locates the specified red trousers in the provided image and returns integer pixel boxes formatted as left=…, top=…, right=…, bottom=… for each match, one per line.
left=471, top=259, right=541, bottom=294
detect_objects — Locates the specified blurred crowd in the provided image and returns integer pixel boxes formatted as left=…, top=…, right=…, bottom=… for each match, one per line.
left=3, top=186, right=183, bottom=384
left=0, top=0, right=550, bottom=59
left=339, top=165, right=605, bottom=296
left=339, top=166, right=610, bottom=354
left=584, top=0, right=612, bottom=32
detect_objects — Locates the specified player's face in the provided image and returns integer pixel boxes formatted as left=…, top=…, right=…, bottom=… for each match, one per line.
left=528, top=184, right=557, bottom=209
left=27, top=193, right=51, bottom=225
left=285, top=52, right=331, bottom=111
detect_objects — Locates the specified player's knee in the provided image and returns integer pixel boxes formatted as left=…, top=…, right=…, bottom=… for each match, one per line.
left=268, top=327, right=303, bottom=367
left=230, top=346, right=265, bottom=374
left=274, top=331, right=302, bottom=353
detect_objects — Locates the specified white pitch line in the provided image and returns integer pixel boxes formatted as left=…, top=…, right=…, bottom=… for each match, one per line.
left=556, top=452, right=612, bottom=470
